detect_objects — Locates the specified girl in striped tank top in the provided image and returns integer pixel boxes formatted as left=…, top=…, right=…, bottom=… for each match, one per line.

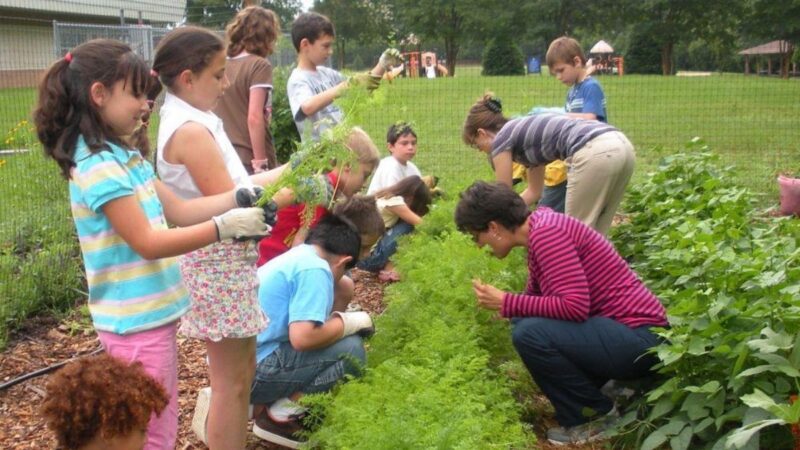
left=463, top=93, right=635, bottom=236
left=455, top=181, right=668, bottom=445
left=34, top=39, right=269, bottom=449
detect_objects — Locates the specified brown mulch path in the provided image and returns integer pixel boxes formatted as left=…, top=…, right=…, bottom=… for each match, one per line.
left=0, top=268, right=600, bottom=449
left=0, top=269, right=387, bottom=450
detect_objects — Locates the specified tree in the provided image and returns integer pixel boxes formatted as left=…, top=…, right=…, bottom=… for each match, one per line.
left=186, top=0, right=301, bottom=29
left=741, top=0, right=800, bottom=78
left=313, top=0, right=390, bottom=69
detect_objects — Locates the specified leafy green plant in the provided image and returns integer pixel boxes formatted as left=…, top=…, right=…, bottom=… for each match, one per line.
left=303, top=194, right=536, bottom=448
left=270, top=65, right=301, bottom=164
left=610, top=140, right=800, bottom=449
left=482, top=36, right=525, bottom=76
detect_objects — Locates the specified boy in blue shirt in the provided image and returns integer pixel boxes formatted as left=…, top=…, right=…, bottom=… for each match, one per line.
left=250, top=214, right=374, bottom=448
left=539, top=36, right=608, bottom=213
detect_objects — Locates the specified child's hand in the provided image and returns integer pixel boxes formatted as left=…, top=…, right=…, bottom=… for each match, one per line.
left=472, top=279, right=505, bottom=311
left=349, top=72, right=382, bottom=92
left=379, top=48, right=403, bottom=71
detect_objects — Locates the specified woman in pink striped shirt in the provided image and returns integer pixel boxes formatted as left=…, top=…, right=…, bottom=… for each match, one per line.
left=455, top=181, right=668, bottom=446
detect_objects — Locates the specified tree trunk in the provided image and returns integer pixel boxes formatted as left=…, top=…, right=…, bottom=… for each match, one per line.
left=661, top=42, right=674, bottom=76
left=445, top=37, right=458, bottom=77
left=337, top=40, right=346, bottom=70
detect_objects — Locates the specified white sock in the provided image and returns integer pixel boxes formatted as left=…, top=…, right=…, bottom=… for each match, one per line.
left=268, top=397, right=307, bottom=421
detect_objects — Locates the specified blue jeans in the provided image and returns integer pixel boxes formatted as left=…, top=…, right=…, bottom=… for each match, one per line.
left=250, top=335, right=366, bottom=405
left=511, top=316, right=661, bottom=427
left=356, top=220, right=414, bottom=272
left=538, top=180, right=567, bottom=213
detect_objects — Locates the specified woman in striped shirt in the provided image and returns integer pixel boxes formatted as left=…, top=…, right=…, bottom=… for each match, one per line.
left=455, top=181, right=668, bottom=446
left=463, top=93, right=635, bottom=236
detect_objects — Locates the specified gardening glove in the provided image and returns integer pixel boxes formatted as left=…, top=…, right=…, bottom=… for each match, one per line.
left=332, top=311, right=375, bottom=338
left=235, top=186, right=279, bottom=226
left=212, top=208, right=269, bottom=241
left=528, top=106, right=566, bottom=116
left=378, top=48, right=403, bottom=71
left=349, top=72, right=382, bottom=92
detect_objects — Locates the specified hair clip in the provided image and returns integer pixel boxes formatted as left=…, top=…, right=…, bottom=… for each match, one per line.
left=64, top=52, right=73, bottom=63
left=150, top=69, right=159, bottom=78
left=486, top=97, right=502, bottom=113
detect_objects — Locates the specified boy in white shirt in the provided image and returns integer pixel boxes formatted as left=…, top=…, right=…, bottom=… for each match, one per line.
left=367, top=122, right=422, bottom=194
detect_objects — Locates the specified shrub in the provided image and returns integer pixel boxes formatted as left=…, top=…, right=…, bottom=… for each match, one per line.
left=625, top=24, right=663, bottom=75
left=611, top=140, right=800, bottom=449
left=270, top=65, right=301, bottom=164
left=0, top=150, right=83, bottom=348
left=482, top=35, right=525, bottom=76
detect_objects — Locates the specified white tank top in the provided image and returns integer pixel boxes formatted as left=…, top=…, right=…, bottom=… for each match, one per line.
left=156, top=92, right=252, bottom=200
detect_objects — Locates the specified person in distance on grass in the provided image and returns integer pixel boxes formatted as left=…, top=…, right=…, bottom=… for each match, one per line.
left=34, top=39, right=270, bottom=450
left=287, top=12, right=403, bottom=142
left=42, top=354, right=169, bottom=450
left=250, top=214, right=374, bottom=448
left=463, top=93, right=633, bottom=236
left=455, top=181, right=668, bottom=446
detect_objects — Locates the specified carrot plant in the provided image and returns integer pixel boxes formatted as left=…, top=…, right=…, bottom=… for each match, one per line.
left=303, top=194, right=536, bottom=448
left=611, top=139, right=800, bottom=450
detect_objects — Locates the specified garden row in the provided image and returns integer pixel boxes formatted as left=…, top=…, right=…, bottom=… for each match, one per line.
left=304, top=192, right=537, bottom=448
left=610, top=140, right=800, bottom=449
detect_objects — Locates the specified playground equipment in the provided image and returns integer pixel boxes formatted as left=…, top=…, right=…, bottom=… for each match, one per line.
left=588, top=40, right=624, bottom=76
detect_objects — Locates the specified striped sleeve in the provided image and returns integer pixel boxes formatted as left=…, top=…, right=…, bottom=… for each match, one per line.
left=501, top=223, right=591, bottom=321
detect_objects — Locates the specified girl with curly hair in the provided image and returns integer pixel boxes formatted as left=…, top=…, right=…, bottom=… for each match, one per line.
left=42, top=354, right=169, bottom=450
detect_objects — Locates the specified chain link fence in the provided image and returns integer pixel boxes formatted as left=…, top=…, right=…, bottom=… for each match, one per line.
left=1, top=12, right=799, bottom=344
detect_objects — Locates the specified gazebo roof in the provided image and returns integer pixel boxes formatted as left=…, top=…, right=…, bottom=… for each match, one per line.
left=738, top=40, right=793, bottom=55
left=589, top=40, right=614, bottom=54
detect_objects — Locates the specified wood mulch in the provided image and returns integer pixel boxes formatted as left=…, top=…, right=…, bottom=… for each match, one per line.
left=0, top=268, right=602, bottom=449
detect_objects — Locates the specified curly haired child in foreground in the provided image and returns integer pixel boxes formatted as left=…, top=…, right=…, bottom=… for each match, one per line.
left=41, top=354, right=169, bottom=450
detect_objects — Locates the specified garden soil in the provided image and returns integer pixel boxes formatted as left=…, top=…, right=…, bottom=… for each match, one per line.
left=0, top=268, right=597, bottom=449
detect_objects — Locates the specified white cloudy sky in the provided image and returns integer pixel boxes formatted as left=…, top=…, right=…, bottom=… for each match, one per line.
left=300, top=0, right=313, bottom=12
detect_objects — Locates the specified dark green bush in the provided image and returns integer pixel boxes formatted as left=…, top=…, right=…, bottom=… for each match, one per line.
left=270, top=65, right=301, bottom=164
left=482, top=36, right=525, bottom=76
left=625, top=25, right=663, bottom=75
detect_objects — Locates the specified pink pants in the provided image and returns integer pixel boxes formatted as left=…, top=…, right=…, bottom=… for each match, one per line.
left=97, top=322, right=178, bottom=450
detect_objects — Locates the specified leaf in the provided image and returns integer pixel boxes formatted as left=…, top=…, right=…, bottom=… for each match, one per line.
left=725, top=419, right=785, bottom=449
left=748, top=328, right=794, bottom=353
left=670, top=425, right=693, bottom=450
left=740, top=389, right=778, bottom=411
left=641, top=430, right=669, bottom=450
left=649, top=396, right=677, bottom=421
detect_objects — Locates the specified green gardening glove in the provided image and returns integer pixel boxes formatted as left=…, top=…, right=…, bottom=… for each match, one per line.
left=378, top=48, right=403, bottom=71
left=349, top=72, right=382, bottom=92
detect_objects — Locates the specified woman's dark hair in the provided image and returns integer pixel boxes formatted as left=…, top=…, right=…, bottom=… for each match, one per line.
left=305, top=213, right=361, bottom=269
left=34, top=39, right=154, bottom=178
left=41, top=354, right=168, bottom=449
left=226, top=6, right=281, bottom=58
left=462, top=92, right=508, bottom=146
left=148, top=26, right=225, bottom=103
left=291, top=12, right=335, bottom=51
left=374, top=175, right=432, bottom=217
left=455, top=181, right=529, bottom=233
left=386, top=122, right=416, bottom=145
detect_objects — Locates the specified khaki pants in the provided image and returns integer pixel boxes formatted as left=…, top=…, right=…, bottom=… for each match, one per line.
left=565, top=131, right=635, bottom=236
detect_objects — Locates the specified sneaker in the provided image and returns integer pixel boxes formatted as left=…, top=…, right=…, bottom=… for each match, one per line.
left=252, top=408, right=307, bottom=449
left=378, top=270, right=400, bottom=283
left=191, top=387, right=211, bottom=445
left=546, top=408, right=618, bottom=446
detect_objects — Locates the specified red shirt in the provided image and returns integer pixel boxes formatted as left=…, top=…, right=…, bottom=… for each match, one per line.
left=501, top=208, right=668, bottom=329
left=256, top=172, right=338, bottom=267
